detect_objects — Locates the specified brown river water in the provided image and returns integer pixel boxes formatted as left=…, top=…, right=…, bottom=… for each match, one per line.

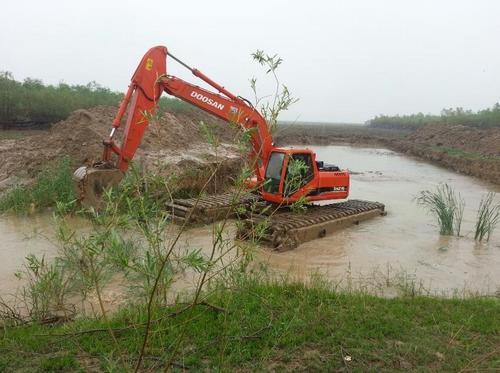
left=1, top=145, right=499, bottom=298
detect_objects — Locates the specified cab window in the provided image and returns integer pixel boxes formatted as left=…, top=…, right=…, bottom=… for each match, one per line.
left=264, top=152, right=285, bottom=193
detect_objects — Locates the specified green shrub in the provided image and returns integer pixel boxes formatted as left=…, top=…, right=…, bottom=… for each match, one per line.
left=0, top=72, right=195, bottom=125
left=0, top=157, right=76, bottom=213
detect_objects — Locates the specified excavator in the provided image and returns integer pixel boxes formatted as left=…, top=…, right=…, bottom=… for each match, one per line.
left=74, top=46, right=384, bottom=250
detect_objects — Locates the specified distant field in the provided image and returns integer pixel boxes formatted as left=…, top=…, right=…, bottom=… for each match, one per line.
left=367, top=104, right=500, bottom=130
left=279, top=120, right=364, bottom=126
left=275, top=122, right=409, bottom=146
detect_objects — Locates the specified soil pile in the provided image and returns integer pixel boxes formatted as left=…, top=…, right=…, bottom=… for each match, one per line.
left=405, top=124, right=500, bottom=157
left=0, top=106, right=240, bottom=191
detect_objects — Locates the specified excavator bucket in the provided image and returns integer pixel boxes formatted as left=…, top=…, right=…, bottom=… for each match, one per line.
left=73, top=166, right=124, bottom=209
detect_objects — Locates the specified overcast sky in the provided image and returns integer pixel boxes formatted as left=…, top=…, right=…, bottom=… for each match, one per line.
left=1, top=0, right=499, bottom=123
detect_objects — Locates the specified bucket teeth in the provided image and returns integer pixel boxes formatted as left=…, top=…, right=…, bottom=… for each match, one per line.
left=73, top=166, right=88, bottom=182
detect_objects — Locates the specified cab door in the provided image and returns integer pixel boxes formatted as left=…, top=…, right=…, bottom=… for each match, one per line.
left=283, top=152, right=318, bottom=199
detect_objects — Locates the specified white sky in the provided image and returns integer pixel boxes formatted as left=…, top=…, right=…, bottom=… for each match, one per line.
left=1, top=0, right=499, bottom=123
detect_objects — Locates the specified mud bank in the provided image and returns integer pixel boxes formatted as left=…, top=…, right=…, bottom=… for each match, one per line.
left=0, top=106, right=241, bottom=192
left=276, top=123, right=500, bottom=184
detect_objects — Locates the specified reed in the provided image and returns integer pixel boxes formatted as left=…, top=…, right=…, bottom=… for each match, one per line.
left=416, top=184, right=465, bottom=236
left=474, top=192, right=500, bottom=241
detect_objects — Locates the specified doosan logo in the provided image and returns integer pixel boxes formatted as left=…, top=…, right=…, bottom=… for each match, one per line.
left=190, top=92, right=224, bottom=110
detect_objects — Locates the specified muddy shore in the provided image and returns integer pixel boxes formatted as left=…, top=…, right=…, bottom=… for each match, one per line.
left=1, top=108, right=499, bottom=190
left=276, top=123, right=500, bottom=185
left=0, top=106, right=241, bottom=192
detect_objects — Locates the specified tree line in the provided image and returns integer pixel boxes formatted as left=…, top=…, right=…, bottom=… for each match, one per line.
left=0, top=72, right=192, bottom=125
left=367, top=104, right=500, bottom=130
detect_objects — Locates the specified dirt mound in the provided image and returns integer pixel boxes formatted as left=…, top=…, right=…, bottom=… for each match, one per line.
left=406, top=124, right=500, bottom=157
left=0, top=106, right=240, bottom=191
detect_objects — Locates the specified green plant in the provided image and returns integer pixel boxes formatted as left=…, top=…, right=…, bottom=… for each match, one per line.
left=0, top=185, right=33, bottom=213
left=250, top=50, right=298, bottom=133
left=0, top=71, right=195, bottom=126
left=416, top=184, right=465, bottom=236
left=12, top=254, right=76, bottom=323
left=2, top=274, right=500, bottom=371
left=474, top=192, right=500, bottom=241
left=0, top=157, right=76, bottom=213
left=284, top=157, right=309, bottom=197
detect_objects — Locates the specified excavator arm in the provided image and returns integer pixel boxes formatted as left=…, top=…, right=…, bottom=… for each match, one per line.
left=101, top=46, right=272, bottom=183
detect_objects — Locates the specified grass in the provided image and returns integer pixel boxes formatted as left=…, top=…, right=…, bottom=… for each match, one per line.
left=0, top=277, right=498, bottom=371
left=432, top=146, right=500, bottom=162
left=475, top=192, right=500, bottom=241
left=0, top=157, right=76, bottom=213
left=416, top=184, right=465, bottom=236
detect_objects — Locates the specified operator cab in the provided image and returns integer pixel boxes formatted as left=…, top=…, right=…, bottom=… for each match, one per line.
left=263, top=150, right=314, bottom=195
left=261, top=149, right=349, bottom=203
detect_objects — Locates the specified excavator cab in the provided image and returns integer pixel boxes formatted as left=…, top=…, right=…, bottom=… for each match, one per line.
left=261, top=149, right=349, bottom=203
left=262, top=149, right=315, bottom=202
left=263, top=151, right=314, bottom=194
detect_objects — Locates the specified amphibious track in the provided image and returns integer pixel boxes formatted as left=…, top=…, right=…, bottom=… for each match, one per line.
left=167, top=193, right=385, bottom=251
left=238, top=200, right=385, bottom=251
left=166, top=191, right=260, bottom=224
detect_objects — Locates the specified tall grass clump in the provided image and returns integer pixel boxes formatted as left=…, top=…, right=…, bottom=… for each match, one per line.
left=474, top=192, right=500, bottom=241
left=0, top=157, right=76, bottom=213
left=416, top=184, right=465, bottom=236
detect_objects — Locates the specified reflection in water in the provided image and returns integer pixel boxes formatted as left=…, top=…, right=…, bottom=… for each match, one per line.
left=1, top=145, right=499, bottom=297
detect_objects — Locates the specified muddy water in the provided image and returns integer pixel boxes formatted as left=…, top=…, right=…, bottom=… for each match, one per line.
left=1, top=145, right=499, bottom=297
left=0, top=214, right=89, bottom=296
left=258, top=146, right=500, bottom=295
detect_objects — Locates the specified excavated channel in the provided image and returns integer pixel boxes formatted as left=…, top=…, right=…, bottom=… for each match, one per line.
left=1, top=145, right=499, bottom=297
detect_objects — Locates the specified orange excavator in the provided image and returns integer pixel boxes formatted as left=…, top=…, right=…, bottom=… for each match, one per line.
left=74, top=45, right=349, bottom=206
left=74, top=46, right=384, bottom=250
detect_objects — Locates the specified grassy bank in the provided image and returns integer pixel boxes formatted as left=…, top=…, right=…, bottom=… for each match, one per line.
left=431, top=146, right=500, bottom=162
left=0, top=157, right=76, bottom=213
left=0, top=157, right=238, bottom=214
left=1, top=278, right=498, bottom=371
